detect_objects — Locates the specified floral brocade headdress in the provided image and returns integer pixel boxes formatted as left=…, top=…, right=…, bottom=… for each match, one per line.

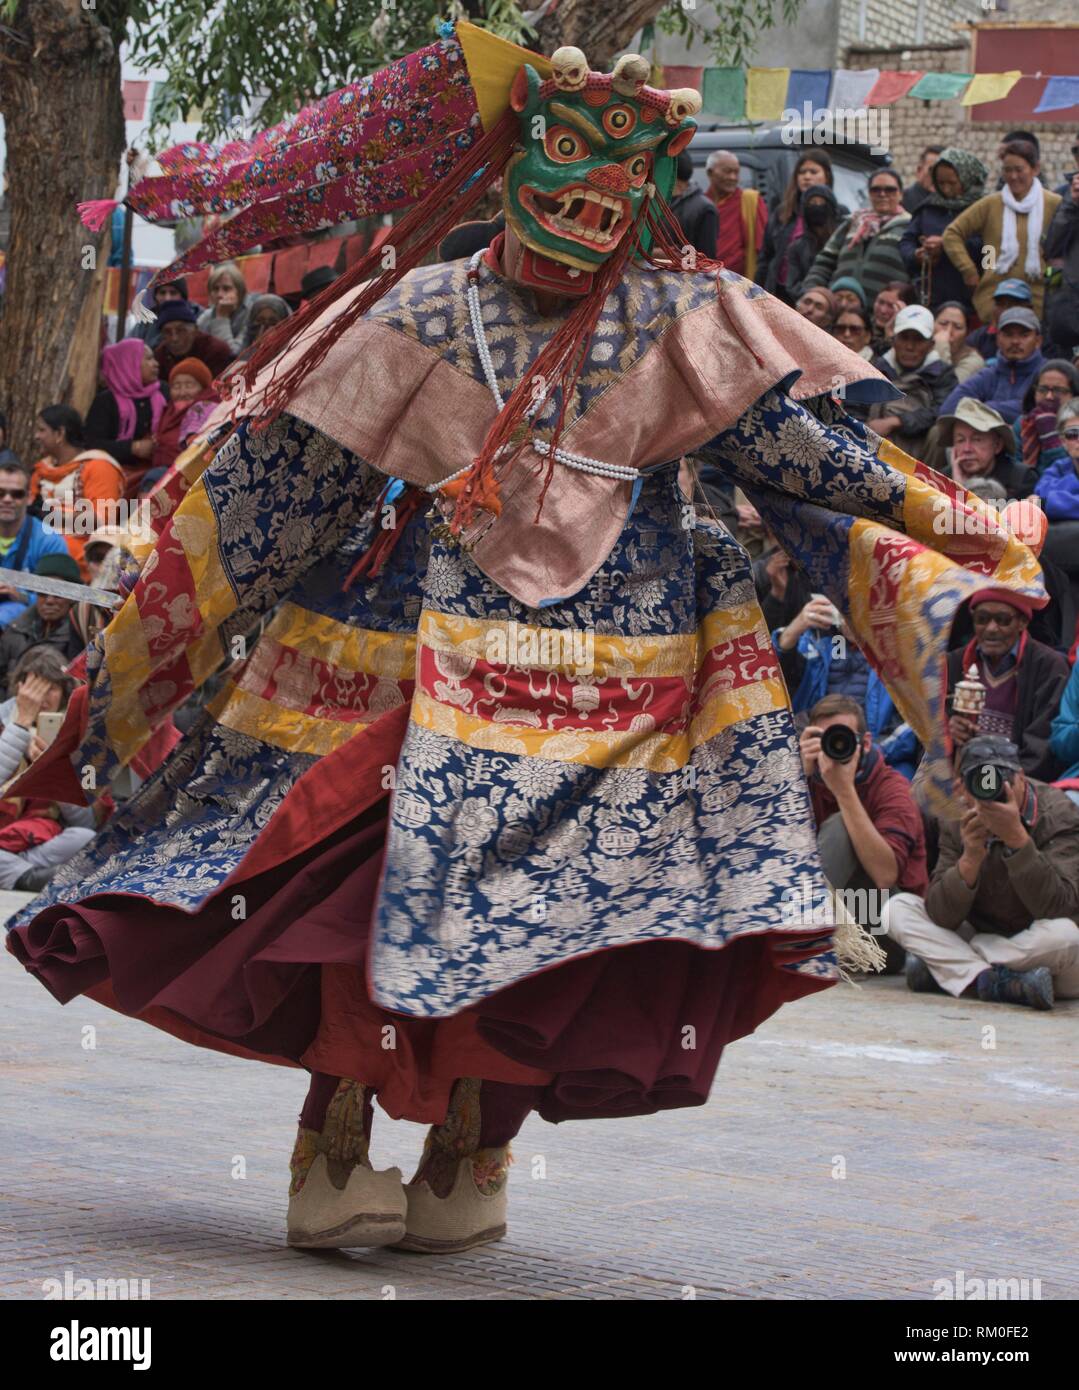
left=82, top=22, right=723, bottom=532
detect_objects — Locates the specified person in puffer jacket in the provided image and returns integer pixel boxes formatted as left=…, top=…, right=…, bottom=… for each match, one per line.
left=0, top=645, right=97, bottom=894
left=1035, top=399, right=1079, bottom=586
left=939, top=307, right=1045, bottom=424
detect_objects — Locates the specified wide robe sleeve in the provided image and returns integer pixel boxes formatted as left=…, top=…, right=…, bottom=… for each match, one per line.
left=696, top=391, right=1046, bottom=808
left=13, top=415, right=379, bottom=804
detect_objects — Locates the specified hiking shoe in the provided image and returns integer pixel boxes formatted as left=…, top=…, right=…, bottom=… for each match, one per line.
left=904, top=953, right=943, bottom=994
left=975, top=965, right=1054, bottom=1011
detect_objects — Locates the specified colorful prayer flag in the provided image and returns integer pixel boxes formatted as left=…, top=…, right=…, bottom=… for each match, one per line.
left=122, top=80, right=151, bottom=122
left=662, top=65, right=704, bottom=92
left=828, top=68, right=880, bottom=112
left=746, top=67, right=790, bottom=122
left=961, top=71, right=1022, bottom=107
left=865, top=71, right=924, bottom=106
left=702, top=68, right=745, bottom=120
left=1034, top=76, right=1079, bottom=114
left=907, top=72, right=973, bottom=101
left=784, top=69, right=832, bottom=119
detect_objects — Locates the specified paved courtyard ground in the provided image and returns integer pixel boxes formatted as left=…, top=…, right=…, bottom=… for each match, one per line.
left=2, top=889, right=1075, bottom=1301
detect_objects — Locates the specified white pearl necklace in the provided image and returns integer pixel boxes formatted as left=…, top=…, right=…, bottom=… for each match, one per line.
left=433, top=250, right=638, bottom=488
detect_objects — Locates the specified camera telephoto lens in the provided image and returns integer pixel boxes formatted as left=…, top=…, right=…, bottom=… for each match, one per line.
left=820, top=724, right=859, bottom=764
left=964, top=762, right=1008, bottom=802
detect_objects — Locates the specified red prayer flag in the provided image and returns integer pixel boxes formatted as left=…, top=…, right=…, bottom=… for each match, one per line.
left=122, top=80, right=151, bottom=121
left=272, top=244, right=309, bottom=295
left=662, top=65, right=705, bottom=91
left=865, top=71, right=925, bottom=105
left=185, top=269, right=210, bottom=306
left=305, top=240, right=344, bottom=273
left=236, top=251, right=272, bottom=294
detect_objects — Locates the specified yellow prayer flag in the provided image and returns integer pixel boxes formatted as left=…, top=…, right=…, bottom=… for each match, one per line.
left=961, top=71, right=1022, bottom=107
left=746, top=67, right=790, bottom=122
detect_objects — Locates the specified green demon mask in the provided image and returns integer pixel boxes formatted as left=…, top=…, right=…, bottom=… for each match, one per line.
left=504, top=49, right=702, bottom=273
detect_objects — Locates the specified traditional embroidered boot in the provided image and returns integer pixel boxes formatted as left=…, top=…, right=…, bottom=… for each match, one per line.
left=287, top=1077, right=407, bottom=1248
left=394, top=1077, right=512, bottom=1254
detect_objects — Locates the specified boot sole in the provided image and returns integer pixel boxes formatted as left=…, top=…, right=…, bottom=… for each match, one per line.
left=391, top=1223, right=507, bottom=1254
left=288, top=1212, right=407, bottom=1250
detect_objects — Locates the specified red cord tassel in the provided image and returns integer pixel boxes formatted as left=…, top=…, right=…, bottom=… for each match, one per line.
left=342, top=484, right=426, bottom=590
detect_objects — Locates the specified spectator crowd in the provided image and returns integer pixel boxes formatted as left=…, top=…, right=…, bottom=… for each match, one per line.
left=0, top=122, right=1077, bottom=1010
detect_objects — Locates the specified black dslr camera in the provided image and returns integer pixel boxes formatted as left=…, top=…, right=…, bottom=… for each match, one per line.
left=962, top=761, right=1012, bottom=803
left=820, top=724, right=860, bottom=764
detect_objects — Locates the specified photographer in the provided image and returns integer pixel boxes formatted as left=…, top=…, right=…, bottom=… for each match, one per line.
left=883, top=737, right=1079, bottom=1010
left=800, top=695, right=927, bottom=968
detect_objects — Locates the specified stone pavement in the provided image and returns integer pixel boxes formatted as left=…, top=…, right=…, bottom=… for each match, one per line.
left=2, top=889, right=1076, bottom=1301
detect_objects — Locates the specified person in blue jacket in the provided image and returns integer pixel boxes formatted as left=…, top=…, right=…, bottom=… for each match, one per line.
left=939, top=307, right=1046, bottom=424
left=0, top=456, right=69, bottom=628
left=773, top=594, right=916, bottom=777
left=1050, top=655, right=1079, bottom=808
left=1036, top=399, right=1079, bottom=587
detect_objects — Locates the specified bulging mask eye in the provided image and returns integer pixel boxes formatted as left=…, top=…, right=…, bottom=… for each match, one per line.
left=603, top=105, right=637, bottom=137
left=623, top=153, right=650, bottom=185
left=545, top=126, right=590, bottom=163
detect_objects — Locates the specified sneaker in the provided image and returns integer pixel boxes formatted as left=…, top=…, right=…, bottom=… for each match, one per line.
left=975, top=965, right=1054, bottom=1011
left=904, top=953, right=942, bottom=994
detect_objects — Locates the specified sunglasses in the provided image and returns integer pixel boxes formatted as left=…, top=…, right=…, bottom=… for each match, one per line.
left=834, top=323, right=864, bottom=334
left=0, top=488, right=27, bottom=500
left=973, top=611, right=1019, bottom=627
left=869, top=184, right=899, bottom=195
left=1063, top=427, right=1079, bottom=441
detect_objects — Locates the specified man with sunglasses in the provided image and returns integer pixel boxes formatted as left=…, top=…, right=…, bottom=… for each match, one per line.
left=0, top=459, right=68, bottom=630
left=947, top=587, right=1069, bottom=782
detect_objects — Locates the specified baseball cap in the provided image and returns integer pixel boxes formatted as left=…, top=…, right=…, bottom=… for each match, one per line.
left=893, top=304, right=935, bottom=339
left=997, top=307, right=1040, bottom=333
left=993, top=279, right=1033, bottom=302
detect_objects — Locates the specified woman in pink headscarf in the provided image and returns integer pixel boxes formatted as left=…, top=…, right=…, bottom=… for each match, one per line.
left=84, top=340, right=166, bottom=477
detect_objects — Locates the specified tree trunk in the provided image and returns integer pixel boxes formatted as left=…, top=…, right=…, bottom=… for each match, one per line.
left=0, top=1, right=125, bottom=461
left=535, top=0, right=670, bottom=70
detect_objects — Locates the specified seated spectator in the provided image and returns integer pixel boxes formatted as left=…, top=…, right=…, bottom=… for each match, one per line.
left=899, top=147, right=987, bottom=314
left=781, top=186, right=841, bottom=303
left=1014, top=359, right=1077, bottom=475
left=884, top=736, right=1079, bottom=1010
left=799, top=693, right=928, bottom=969
left=753, top=538, right=814, bottom=632
left=802, top=169, right=910, bottom=306
left=126, top=275, right=189, bottom=348
left=775, top=596, right=900, bottom=743
left=947, top=588, right=1069, bottom=781
left=939, top=308, right=1045, bottom=425
left=0, top=645, right=97, bottom=892
left=82, top=526, right=123, bottom=588
left=1044, top=168, right=1079, bottom=356
left=196, top=261, right=250, bottom=355
left=1034, top=399, right=1079, bottom=585
left=244, top=294, right=291, bottom=348
left=150, top=359, right=221, bottom=484
left=932, top=301, right=985, bottom=383
left=937, top=397, right=1033, bottom=501
left=0, top=552, right=85, bottom=693
left=869, top=279, right=917, bottom=354
left=154, top=300, right=234, bottom=380
left=300, top=266, right=339, bottom=303
left=830, top=276, right=867, bottom=314
left=84, top=340, right=165, bottom=474
left=902, top=145, right=943, bottom=215
left=794, top=285, right=837, bottom=329
left=942, top=139, right=1061, bottom=323
left=757, top=151, right=835, bottom=302
left=832, top=303, right=874, bottom=360
left=965, top=278, right=1033, bottom=361
left=867, top=304, right=957, bottom=460
left=29, top=406, right=124, bottom=579
left=0, top=411, right=20, bottom=471
left=1051, top=654, right=1079, bottom=809
left=666, top=151, right=718, bottom=260
left=0, top=455, right=68, bottom=628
